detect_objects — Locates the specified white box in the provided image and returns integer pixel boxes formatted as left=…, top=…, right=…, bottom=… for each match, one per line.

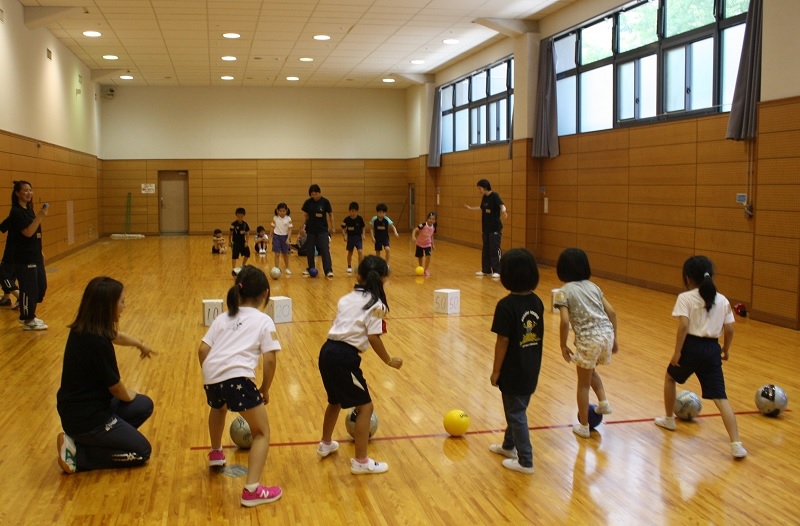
left=267, top=296, right=292, bottom=324
left=203, top=299, right=224, bottom=326
left=434, top=289, right=460, bottom=314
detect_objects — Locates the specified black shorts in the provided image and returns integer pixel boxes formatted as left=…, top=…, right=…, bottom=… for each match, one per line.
left=667, top=335, right=727, bottom=399
left=346, top=237, right=363, bottom=251
left=374, top=238, right=390, bottom=252
left=204, top=377, right=264, bottom=411
left=415, top=246, right=432, bottom=258
left=318, top=340, right=371, bottom=409
left=231, top=244, right=251, bottom=259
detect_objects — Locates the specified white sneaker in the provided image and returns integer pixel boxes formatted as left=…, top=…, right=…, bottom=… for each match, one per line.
left=23, top=318, right=48, bottom=331
left=347, top=267, right=352, bottom=274
left=655, top=416, right=676, bottom=431
left=476, top=271, right=489, bottom=276
left=731, top=442, right=748, bottom=458
left=284, top=269, right=292, bottom=276
left=326, top=271, right=334, bottom=278
left=491, top=272, right=501, bottom=278
left=596, top=401, right=612, bottom=415
left=56, top=432, right=77, bottom=473
left=317, top=440, right=339, bottom=458
left=350, top=457, right=388, bottom=474
left=572, top=424, right=590, bottom=438
left=502, top=458, right=534, bottom=474
left=489, top=444, right=518, bottom=459
left=302, top=269, right=310, bottom=276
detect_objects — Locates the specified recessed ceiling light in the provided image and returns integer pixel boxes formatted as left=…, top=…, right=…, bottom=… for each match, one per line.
left=221, top=76, right=234, bottom=80
left=221, top=56, right=237, bottom=61
left=443, top=38, right=459, bottom=45
left=382, top=78, right=395, bottom=83
left=313, top=35, right=330, bottom=41
left=410, top=59, right=426, bottom=65
left=119, top=75, right=133, bottom=80
left=286, top=76, right=300, bottom=81
left=299, top=57, right=314, bottom=62
left=223, top=33, right=240, bottom=39
left=103, top=55, right=118, bottom=60
left=83, top=31, right=102, bottom=38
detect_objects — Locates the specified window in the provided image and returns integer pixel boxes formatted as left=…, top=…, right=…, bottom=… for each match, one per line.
left=438, top=57, right=514, bottom=152
left=555, top=0, right=748, bottom=136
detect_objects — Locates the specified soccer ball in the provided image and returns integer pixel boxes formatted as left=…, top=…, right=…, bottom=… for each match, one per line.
left=674, top=390, right=702, bottom=420
left=229, top=415, right=252, bottom=448
left=755, top=384, right=789, bottom=417
left=344, top=409, right=378, bottom=439
left=269, top=267, right=281, bottom=279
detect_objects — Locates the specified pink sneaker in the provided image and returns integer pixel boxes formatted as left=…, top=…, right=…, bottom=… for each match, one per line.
left=208, top=449, right=226, bottom=467
left=241, top=485, right=283, bottom=507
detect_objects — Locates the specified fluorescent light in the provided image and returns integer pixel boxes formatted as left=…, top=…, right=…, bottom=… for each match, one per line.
left=286, top=76, right=300, bottom=81
left=410, top=59, right=425, bottom=65
left=120, top=75, right=133, bottom=80
left=221, top=76, right=234, bottom=80
left=443, top=38, right=459, bottom=45
left=299, top=57, right=314, bottom=62
left=102, top=55, right=118, bottom=60
left=222, top=33, right=240, bottom=39
left=83, top=31, right=102, bottom=38
left=313, top=35, right=330, bottom=41
left=221, top=56, right=237, bottom=61
left=382, top=78, right=395, bottom=83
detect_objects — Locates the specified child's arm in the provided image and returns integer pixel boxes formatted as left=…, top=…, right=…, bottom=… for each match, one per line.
left=367, top=334, right=402, bottom=369
left=558, top=307, right=573, bottom=362
left=411, top=226, right=419, bottom=242
left=391, top=224, right=399, bottom=237
left=259, top=352, right=277, bottom=403
left=671, top=316, right=689, bottom=366
left=198, top=342, right=211, bottom=366
left=228, top=230, right=233, bottom=246
left=602, top=297, right=619, bottom=353
left=721, top=322, right=734, bottom=360
left=490, top=335, right=509, bottom=386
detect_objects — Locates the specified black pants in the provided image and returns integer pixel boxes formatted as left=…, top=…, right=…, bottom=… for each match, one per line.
left=14, top=261, right=46, bottom=321
left=71, top=395, right=154, bottom=471
left=306, top=231, right=332, bottom=274
left=481, top=231, right=502, bottom=274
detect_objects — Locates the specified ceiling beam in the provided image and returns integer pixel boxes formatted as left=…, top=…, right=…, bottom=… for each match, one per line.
left=24, top=6, right=86, bottom=30
left=473, top=18, right=539, bottom=37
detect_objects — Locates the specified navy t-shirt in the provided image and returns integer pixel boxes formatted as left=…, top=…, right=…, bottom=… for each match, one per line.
left=342, top=216, right=366, bottom=238
left=480, top=192, right=505, bottom=233
left=7, top=205, right=42, bottom=264
left=302, top=196, right=332, bottom=235
left=230, top=220, right=250, bottom=246
left=491, top=292, right=544, bottom=395
left=56, top=331, right=122, bottom=435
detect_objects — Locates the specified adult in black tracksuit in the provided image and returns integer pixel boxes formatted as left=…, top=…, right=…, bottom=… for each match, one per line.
left=8, top=180, right=48, bottom=330
left=464, top=178, right=507, bottom=277
left=301, top=184, right=335, bottom=277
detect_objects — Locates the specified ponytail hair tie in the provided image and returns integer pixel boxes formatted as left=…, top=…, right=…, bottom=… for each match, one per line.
left=238, top=282, right=243, bottom=289
left=703, top=272, right=710, bottom=278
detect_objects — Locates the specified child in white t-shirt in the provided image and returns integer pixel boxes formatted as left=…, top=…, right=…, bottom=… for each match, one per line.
left=271, top=203, right=293, bottom=275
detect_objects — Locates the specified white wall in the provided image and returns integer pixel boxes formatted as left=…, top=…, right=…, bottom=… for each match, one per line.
left=762, top=0, right=800, bottom=102
left=0, top=0, right=99, bottom=154
left=99, top=86, right=408, bottom=160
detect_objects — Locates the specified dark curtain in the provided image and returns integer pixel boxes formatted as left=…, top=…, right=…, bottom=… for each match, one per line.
left=726, top=0, right=763, bottom=140
left=532, top=38, right=559, bottom=158
left=427, top=87, right=442, bottom=168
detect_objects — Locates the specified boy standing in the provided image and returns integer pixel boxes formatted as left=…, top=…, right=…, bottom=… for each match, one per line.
left=230, top=207, right=251, bottom=276
left=341, top=202, right=366, bottom=274
left=369, top=203, right=399, bottom=266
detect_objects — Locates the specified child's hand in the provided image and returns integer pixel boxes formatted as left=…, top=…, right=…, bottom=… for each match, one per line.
left=395, top=232, right=399, bottom=238
left=490, top=371, right=500, bottom=386
left=721, top=348, right=730, bottom=361
left=260, top=386, right=270, bottom=404
left=670, top=351, right=682, bottom=367
left=387, top=357, right=403, bottom=369
left=561, top=346, right=573, bottom=363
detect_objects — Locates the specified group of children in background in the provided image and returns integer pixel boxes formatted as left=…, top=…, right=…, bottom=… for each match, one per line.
left=212, top=202, right=439, bottom=277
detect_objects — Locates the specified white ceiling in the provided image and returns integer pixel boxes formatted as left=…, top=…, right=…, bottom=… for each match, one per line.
left=20, top=0, right=574, bottom=88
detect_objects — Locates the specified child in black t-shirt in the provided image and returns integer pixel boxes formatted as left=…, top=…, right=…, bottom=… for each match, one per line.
left=229, top=207, right=251, bottom=276
left=341, top=202, right=366, bottom=274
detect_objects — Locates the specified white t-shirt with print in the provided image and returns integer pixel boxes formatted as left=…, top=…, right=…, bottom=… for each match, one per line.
left=272, top=215, right=293, bottom=236
left=327, top=288, right=387, bottom=351
left=672, top=289, right=734, bottom=338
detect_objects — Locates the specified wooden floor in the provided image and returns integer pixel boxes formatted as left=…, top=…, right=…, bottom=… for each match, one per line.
left=2, top=235, right=798, bottom=525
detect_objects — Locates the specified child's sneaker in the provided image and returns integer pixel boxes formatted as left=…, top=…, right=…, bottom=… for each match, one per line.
left=350, top=457, right=388, bottom=474
left=208, top=449, right=226, bottom=467
left=302, top=269, right=310, bottom=276
left=284, top=269, right=292, bottom=276
left=731, top=442, right=748, bottom=458
left=489, top=444, right=518, bottom=459
left=240, top=485, right=282, bottom=507
left=347, top=267, right=352, bottom=274
left=654, top=416, right=676, bottom=431
left=424, top=270, right=430, bottom=276
left=501, top=458, right=534, bottom=474
left=56, top=432, right=77, bottom=474
left=317, top=440, right=339, bottom=458
left=0, top=298, right=11, bottom=307
left=596, top=401, right=612, bottom=414
left=23, top=318, right=48, bottom=331
left=573, top=423, right=590, bottom=438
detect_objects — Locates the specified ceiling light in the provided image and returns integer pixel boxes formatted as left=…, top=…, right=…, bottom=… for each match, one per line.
left=443, top=38, right=459, bottom=45
left=221, top=56, right=237, bottom=61
left=410, top=59, right=425, bottom=65
left=83, top=31, right=102, bottom=38
left=221, top=76, right=234, bottom=80
left=382, top=78, right=395, bottom=83
left=299, top=57, right=314, bottom=62
left=120, top=75, right=133, bottom=80
left=103, top=55, right=118, bottom=60
left=313, top=35, right=330, bottom=41
left=286, top=76, right=300, bottom=81
left=223, top=33, right=240, bottom=39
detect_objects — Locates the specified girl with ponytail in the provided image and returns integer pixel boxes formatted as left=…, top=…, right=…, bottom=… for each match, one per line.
left=655, top=256, right=747, bottom=459
left=316, top=255, right=403, bottom=474
left=198, top=266, right=284, bottom=506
